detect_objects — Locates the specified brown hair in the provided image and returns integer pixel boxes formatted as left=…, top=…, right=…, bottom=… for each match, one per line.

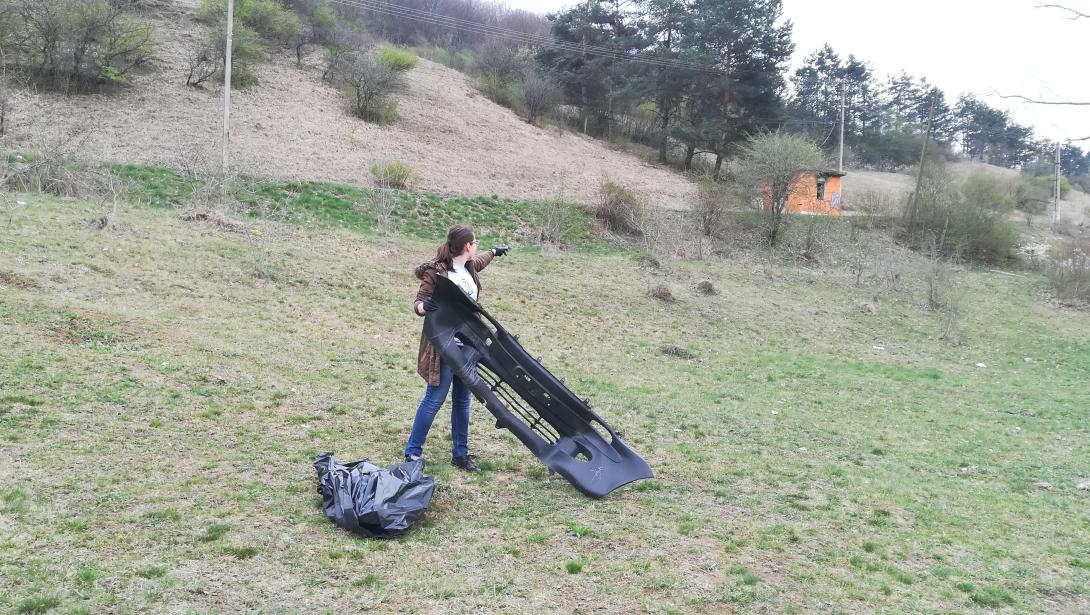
left=434, top=224, right=475, bottom=264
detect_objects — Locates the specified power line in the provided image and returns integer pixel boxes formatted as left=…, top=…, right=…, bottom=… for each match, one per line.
left=324, top=0, right=726, bottom=74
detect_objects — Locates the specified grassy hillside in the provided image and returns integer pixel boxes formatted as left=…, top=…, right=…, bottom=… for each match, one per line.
left=1, top=194, right=1089, bottom=613
left=8, top=0, right=697, bottom=210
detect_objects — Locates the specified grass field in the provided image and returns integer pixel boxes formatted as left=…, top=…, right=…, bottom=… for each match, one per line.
left=1, top=188, right=1089, bottom=614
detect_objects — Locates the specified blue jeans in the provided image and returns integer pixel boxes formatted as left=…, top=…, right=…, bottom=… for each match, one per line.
left=404, top=359, right=471, bottom=459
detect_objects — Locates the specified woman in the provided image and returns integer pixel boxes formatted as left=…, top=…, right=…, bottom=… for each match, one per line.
left=404, top=224, right=508, bottom=471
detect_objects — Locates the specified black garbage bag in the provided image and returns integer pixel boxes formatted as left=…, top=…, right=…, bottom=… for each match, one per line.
left=313, top=453, right=435, bottom=538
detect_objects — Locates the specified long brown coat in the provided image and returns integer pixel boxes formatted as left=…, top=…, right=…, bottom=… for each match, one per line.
left=412, top=251, right=495, bottom=385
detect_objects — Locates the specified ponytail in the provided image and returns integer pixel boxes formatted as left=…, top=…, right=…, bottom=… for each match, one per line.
left=434, top=224, right=475, bottom=265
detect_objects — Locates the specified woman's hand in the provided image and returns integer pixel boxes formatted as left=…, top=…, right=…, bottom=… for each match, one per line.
left=416, top=297, right=438, bottom=316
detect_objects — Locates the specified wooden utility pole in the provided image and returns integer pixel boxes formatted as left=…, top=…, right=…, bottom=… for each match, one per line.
left=838, top=88, right=845, bottom=172
left=908, top=90, right=937, bottom=234
left=222, top=0, right=234, bottom=187
left=1053, top=140, right=1061, bottom=228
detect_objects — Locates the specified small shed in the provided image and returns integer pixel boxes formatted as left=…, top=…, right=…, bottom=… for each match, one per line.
left=762, top=170, right=846, bottom=216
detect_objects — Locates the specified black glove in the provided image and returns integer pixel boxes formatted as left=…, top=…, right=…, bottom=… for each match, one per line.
left=422, top=297, right=439, bottom=312
left=492, top=245, right=509, bottom=257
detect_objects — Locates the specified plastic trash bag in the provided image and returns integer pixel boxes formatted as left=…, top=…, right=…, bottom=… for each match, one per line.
left=313, top=453, right=435, bottom=538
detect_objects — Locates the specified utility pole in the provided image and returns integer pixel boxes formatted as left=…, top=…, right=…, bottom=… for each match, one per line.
left=1053, top=140, right=1061, bottom=228
left=222, top=0, right=234, bottom=188
left=908, top=90, right=937, bottom=235
left=838, top=88, right=845, bottom=172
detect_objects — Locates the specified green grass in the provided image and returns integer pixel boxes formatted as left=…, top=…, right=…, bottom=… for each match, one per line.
left=16, top=595, right=60, bottom=614
left=1, top=192, right=1089, bottom=613
left=99, top=163, right=603, bottom=249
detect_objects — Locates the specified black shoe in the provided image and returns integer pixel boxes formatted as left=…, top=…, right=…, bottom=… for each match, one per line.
left=405, top=454, right=423, bottom=465
left=451, top=455, right=479, bottom=472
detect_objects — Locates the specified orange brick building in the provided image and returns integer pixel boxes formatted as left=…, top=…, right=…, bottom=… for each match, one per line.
left=762, top=171, right=846, bottom=216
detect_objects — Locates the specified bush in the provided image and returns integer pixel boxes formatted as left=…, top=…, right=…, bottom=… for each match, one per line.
left=416, top=46, right=473, bottom=72
left=595, top=181, right=644, bottom=235
left=904, top=166, right=1019, bottom=263
left=340, top=54, right=404, bottom=124
left=200, top=0, right=299, bottom=45
left=649, top=285, right=674, bottom=302
left=519, top=71, right=560, bottom=125
left=5, top=0, right=156, bottom=93
left=1046, top=239, right=1090, bottom=303
left=476, top=74, right=521, bottom=110
left=248, top=0, right=301, bottom=45
left=377, top=45, right=418, bottom=72
left=370, top=161, right=416, bottom=190
left=529, top=198, right=575, bottom=245
left=694, top=177, right=727, bottom=237
left=472, top=39, right=526, bottom=82
left=1013, top=174, right=1051, bottom=214
left=1016, top=174, right=1071, bottom=213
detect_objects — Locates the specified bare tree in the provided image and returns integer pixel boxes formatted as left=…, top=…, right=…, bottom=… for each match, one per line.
left=321, top=23, right=368, bottom=81
left=90, top=168, right=132, bottom=230
left=186, top=36, right=219, bottom=87
left=519, top=70, right=560, bottom=125
left=737, top=131, right=824, bottom=246
left=693, top=176, right=727, bottom=237
left=1036, top=2, right=1089, bottom=20
left=369, top=179, right=398, bottom=235
left=993, top=3, right=1089, bottom=119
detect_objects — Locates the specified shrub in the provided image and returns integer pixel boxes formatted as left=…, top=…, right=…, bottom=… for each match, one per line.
left=248, top=0, right=300, bottom=45
left=949, top=172, right=1018, bottom=262
left=200, top=0, right=299, bottom=45
left=472, top=39, right=526, bottom=82
left=595, top=180, right=643, bottom=235
left=693, top=177, right=727, bottom=237
left=519, top=71, right=560, bottom=125
left=377, top=44, right=418, bottom=72
left=370, top=161, right=416, bottom=190
left=476, top=74, right=521, bottom=110
left=903, top=165, right=1018, bottom=263
left=660, top=344, right=695, bottom=359
left=187, top=25, right=263, bottom=88
left=227, top=26, right=265, bottom=88
left=1046, top=239, right=1090, bottom=303
left=416, top=46, right=472, bottom=72
left=530, top=198, right=575, bottom=245
left=649, top=285, right=674, bottom=302
left=6, top=0, right=156, bottom=93
left=696, top=281, right=716, bottom=295
left=1013, top=175, right=1052, bottom=214
left=341, top=54, right=404, bottom=124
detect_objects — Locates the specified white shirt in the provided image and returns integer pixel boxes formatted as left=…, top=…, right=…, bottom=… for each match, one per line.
left=448, top=261, right=478, bottom=301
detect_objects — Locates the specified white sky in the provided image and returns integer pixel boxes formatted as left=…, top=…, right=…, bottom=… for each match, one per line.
left=508, top=0, right=1090, bottom=145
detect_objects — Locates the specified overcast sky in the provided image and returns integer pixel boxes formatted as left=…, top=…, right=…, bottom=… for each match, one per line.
left=508, top=0, right=1090, bottom=145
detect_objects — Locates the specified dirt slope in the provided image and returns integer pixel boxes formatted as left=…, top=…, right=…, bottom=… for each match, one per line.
left=11, top=1, right=697, bottom=208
